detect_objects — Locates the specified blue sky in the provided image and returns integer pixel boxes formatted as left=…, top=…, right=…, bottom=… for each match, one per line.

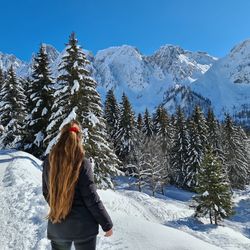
left=1, top=0, right=250, bottom=61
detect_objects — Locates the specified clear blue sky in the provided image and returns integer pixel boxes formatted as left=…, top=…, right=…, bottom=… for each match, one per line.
left=1, top=0, right=250, bottom=61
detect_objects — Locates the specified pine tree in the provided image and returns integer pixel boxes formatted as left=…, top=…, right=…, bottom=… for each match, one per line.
left=153, top=105, right=172, bottom=153
left=130, top=127, right=151, bottom=192
left=136, top=113, right=143, bottom=131
left=114, top=92, right=136, bottom=168
left=184, top=105, right=209, bottom=190
left=45, top=33, right=122, bottom=188
left=193, top=146, right=234, bottom=225
left=206, top=108, right=223, bottom=158
left=142, top=108, right=154, bottom=140
left=191, top=105, right=208, bottom=148
left=0, top=66, right=26, bottom=148
left=170, top=106, right=190, bottom=187
left=0, top=67, right=5, bottom=122
left=142, top=134, right=169, bottom=196
left=222, top=114, right=250, bottom=189
left=23, top=45, right=54, bottom=158
left=185, top=118, right=203, bottom=189
left=104, top=88, right=120, bottom=145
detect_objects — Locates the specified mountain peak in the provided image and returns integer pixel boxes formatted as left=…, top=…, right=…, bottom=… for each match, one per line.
left=0, top=52, right=26, bottom=72
left=95, top=45, right=142, bottom=60
left=40, top=43, right=60, bottom=62
left=230, top=39, right=250, bottom=56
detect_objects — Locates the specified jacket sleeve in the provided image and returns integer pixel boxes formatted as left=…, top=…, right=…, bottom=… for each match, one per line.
left=42, top=155, right=50, bottom=205
left=78, top=159, right=113, bottom=232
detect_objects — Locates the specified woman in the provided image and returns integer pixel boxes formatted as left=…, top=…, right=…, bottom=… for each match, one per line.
left=42, top=120, right=113, bottom=250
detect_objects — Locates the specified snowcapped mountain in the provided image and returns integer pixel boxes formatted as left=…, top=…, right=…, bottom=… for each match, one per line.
left=94, top=44, right=217, bottom=113
left=1, top=150, right=250, bottom=249
left=0, top=44, right=60, bottom=78
left=1, top=40, right=250, bottom=127
left=187, top=39, right=250, bottom=127
left=162, top=85, right=212, bottom=116
left=0, top=52, right=28, bottom=75
left=146, top=45, right=216, bottom=84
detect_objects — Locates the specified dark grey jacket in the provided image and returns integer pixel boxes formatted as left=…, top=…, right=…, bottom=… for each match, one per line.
left=42, top=155, right=113, bottom=241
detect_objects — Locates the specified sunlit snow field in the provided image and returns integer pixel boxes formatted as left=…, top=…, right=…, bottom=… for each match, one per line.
left=0, top=150, right=249, bottom=250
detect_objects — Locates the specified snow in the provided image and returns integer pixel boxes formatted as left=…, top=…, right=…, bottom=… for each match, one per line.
left=45, top=107, right=78, bottom=154
left=59, top=107, right=78, bottom=130
left=71, top=79, right=80, bottom=95
left=87, top=112, right=100, bottom=127
left=0, top=125, right=4, bottom=132
left=203, top=191, right=209, bottom=196
left=34, top=131, right=44, bottom=146
left=41, top=107, right=48, bottom=116
left=0, top=150, right=250, bottom=249
left=190, top=39, right=250, bottom=122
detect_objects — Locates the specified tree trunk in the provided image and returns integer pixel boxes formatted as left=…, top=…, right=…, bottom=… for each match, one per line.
left=209, top=208, right=213, bottom=224
left=161, top=185, right=165, bottom=195
left=215, top=213, right=218, bottom=225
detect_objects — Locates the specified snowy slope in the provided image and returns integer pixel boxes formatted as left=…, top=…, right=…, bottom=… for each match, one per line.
left=0, top=150, right=250, bottom=250
left=94, top=45, right=216, bottom=113
left=0, top=52, right=29, bottom=75
left=188, top=39, right=250, bottom=125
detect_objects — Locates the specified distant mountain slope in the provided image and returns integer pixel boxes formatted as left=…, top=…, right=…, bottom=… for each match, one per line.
left=94, top=44, right=216, bottom=113
left=189, top=40, right=250, bottom=126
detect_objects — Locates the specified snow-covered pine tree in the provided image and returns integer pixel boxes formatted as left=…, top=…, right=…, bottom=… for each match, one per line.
left=170, top=106, right=190, bottom=187
left=0, top=67, right=5, bottom=122
left=222, top=114, right=250, bottom=189
left=114, top=92, right=136, bottom=169
left=185, top=118, right=203, bottom=190
left=45, top=32, right=123, bottom=188
left=23, top=45, right=54, bottom=158
left=142, top=108, right=154, bottom=141
left=237, top=127, right=250, bottom=183
left=0, top=66, right=26, bottom=149
left=104, top=88, right=120, bottom=146
left=23, top=77, right=33, bottom=115
left=184, top=105, right=209, bottom=190
left=130, top=127, right=151, bottom=192
left=191, top=105, right=208, bottom=148
left=142, top=134, right=169, bottom=196
left=193, top=146, right=234, bottom=225
left=136, top=113, right=143, bottom=131
left=153, top=105, right=173, bottom=153
left=206, top=107, right=224, bottom=159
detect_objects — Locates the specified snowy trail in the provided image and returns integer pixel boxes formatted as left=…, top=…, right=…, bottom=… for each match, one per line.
left=0, top=150, right=249, bottom=249
left=0, top=150, right=48, bottom=250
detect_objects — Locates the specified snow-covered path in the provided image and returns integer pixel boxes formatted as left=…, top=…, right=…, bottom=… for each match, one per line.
left=0, top=150, right=47, bottom=249
left=0, top=150, right=249, bottom=250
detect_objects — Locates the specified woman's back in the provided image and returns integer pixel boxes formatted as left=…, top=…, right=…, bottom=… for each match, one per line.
left=42, top=120, right=113, bottom=249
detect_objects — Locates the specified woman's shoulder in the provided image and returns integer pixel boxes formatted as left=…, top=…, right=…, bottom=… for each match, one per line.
left=79, top=157, right=95, bottom=183
left=80, top=157, right=94, bottom=173
left=82, top=157, right=92, bottom=167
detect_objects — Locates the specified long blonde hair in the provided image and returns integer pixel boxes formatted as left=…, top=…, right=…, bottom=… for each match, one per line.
left=46, top=120, right=85, bottom=223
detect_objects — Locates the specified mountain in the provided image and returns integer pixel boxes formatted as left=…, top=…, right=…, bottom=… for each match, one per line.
left=188, top=39, right=250, bottom=127
left=162, top=85, right=212, bottom=116
left=1, top=150, right=250, bottom=249
left=0, top=51, right=28, bottom=76
left=1, top=40, right=250, bottom=128
left=94, top=44, right=216, bottom=113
